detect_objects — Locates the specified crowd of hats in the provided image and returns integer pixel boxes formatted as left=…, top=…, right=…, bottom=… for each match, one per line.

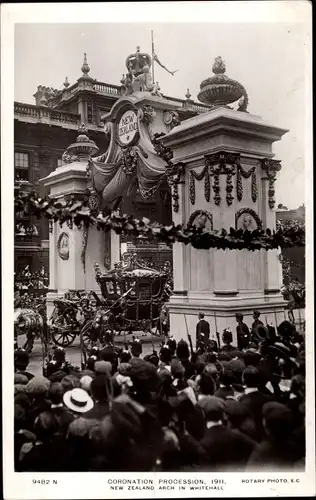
left=14, top=321, right=305, bottom=472
left=14, top=184, right=305, bottom=250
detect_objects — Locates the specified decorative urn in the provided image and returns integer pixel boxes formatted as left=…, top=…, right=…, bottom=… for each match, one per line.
left=197, top=56, right=248, bottom=111
left=65, top=123, right=99, bottom=160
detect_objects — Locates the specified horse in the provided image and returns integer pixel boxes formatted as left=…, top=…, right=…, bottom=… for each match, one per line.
left=14, top=307, right=44, bottom=352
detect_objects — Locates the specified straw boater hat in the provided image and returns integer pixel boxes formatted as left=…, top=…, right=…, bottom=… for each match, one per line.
left=63, top=388, right=94, bottom=413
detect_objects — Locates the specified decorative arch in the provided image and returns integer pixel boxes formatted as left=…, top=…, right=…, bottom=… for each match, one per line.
left=235, top=208, right=262, bottom=230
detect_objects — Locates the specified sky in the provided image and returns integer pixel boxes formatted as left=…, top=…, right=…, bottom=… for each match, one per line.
left=14, top=20, right=308, bottom=209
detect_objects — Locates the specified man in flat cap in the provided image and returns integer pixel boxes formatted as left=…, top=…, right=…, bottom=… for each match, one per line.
left=239, top=366, right=274, bottom=441
left=198, top=396, right=255, bottom=471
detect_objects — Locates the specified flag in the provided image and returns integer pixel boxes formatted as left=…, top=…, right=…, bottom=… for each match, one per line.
left=152, top=52, right=178, bottom=76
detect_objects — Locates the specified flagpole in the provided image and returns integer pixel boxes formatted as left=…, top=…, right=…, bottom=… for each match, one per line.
left=151, top=30, right=155, bottom=84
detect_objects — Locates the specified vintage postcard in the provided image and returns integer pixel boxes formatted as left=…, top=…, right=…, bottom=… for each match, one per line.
left=1, top=1, right=314, bottom=498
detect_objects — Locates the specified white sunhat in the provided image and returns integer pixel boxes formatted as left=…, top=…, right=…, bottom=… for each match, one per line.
left=63, top=388, right=94, bottom=413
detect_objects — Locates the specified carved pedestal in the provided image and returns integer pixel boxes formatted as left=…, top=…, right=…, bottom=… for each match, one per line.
left=41, top=161, right=110, bottom=317
left=161, top=106, right=288, bottom=345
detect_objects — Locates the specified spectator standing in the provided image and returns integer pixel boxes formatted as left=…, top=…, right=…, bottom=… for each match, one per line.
left=215, top=367, right=235, bottom=400
left=199, top=396, right=255, bottom=471
left=235, top=313, right=251, bottom=350
left=220, top=329, right=238, bottom=355
left=247, top=402, right=304, bottom=470
left=47, top=382, right=74, bottom=435
left=239, top=367, right=273, bottom=441
left=196, top=313, right=210, bottom=343
left=84, top=375, right=111, bottom=420
left=251, top=310, right=264, bottom=337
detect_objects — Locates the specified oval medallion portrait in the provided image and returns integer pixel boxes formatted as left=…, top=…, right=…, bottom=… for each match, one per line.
left=57, top=232, right=69, bottom=260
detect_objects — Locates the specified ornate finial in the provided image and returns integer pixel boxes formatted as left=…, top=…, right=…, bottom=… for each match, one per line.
left=78, top=122, right=88, bottom=135
left=81, top=53, right=90, bottom=75
left=212, top=56, right=226, bottom=74
left=63, top=76, right=70, bottom=88
left=185, top=88, right=192, bottom=100
left=197, top=56, right=249, bottom=111
left=39, top=93, right=48, bottom=106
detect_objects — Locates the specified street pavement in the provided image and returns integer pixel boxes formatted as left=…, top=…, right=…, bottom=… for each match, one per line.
left=17, top=332, right=163, bottom=377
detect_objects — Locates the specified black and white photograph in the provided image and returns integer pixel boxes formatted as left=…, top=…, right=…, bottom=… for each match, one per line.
left=2, top=1, right=314, bottom=498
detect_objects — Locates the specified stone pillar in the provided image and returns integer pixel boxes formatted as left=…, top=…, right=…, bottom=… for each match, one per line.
left=168, top=169, right=190, bottom=340
left=42, top=160, right=88, bottom=317
left=41, top=124, right=113, bottom=318
left=110, top=230, right=120, bottom=267
left=77, top=97, right=87, bottom=124
left=161, top=105, right=288, bottom=346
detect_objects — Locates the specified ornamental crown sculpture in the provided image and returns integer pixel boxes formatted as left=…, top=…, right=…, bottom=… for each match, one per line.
left=198, top=56, right=249, bottom=112
left=121, top=46, right=160, bottom=97
left=125, top=46, right=152, bottom=77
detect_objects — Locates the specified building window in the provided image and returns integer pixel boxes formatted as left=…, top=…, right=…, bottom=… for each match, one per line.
left=87, top=101, right=93, bottom=124
left=15, top=152, right=29, bottom=181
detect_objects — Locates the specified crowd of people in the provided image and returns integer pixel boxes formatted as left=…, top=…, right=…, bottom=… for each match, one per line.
left=14, top=313, right=305, bottom=472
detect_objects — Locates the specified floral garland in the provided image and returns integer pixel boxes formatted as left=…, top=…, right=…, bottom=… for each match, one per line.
left=14, top=185, right=305, bottom=251
left=151, top=133, right=184, bottom=213
left=236, top=165, right=257, bottom=203
left=189, top=166, right=210, bottom=205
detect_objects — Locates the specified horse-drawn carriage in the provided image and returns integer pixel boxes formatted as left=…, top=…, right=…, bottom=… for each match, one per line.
left=79, top=256, right=170, bottom=351
left=14, top=256, right=171, bottom=356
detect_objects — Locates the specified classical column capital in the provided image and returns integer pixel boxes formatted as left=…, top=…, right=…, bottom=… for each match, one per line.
left=260, top=158, right=282, bottom=174
left=205, top=151, right=241, bottom=168
left=260, top=158, right=282, bottom=210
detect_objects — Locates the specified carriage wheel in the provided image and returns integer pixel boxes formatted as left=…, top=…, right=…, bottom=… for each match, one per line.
left=52, top=328, right=77, bottom=347
left=51, top=315, right=77, bottom=347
